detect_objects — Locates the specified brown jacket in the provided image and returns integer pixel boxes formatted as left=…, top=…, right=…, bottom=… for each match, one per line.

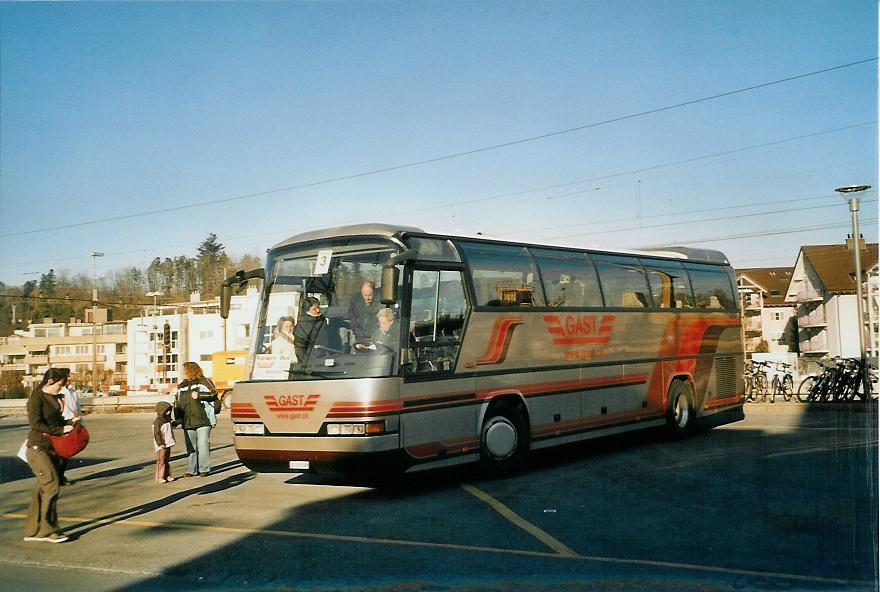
left=26, top=388, right=66, bottom=449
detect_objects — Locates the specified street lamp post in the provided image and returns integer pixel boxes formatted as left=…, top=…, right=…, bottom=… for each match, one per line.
left=835, top=184, right=872, bottom=400
left=90, top=251, right=104, bottom=397
left=145, top=291, right=163, bottom=388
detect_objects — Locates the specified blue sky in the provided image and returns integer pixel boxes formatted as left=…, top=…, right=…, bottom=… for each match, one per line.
left=1, top=1, right=876, bottom=285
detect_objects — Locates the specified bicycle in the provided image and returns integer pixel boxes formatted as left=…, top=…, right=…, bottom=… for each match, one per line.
left=746, top=360, right=770, bottom=403
left=838, top=358, right=876, bottom=402
left=797, top=358, right=847, bottom=403
left=770, top=362, right=794, bottom=403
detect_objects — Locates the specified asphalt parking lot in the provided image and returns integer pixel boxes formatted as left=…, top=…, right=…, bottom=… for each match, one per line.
left=0, top=402, right=877, bottom=592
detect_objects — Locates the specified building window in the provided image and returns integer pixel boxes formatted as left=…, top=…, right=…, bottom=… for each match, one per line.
left=772, top=311, right=783, bottom=321
left=199, top=331, right=213, bottom=340
left=200, top=354, right=212, bottom=361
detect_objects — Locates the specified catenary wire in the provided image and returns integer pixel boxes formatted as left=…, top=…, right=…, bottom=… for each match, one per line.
left=1, top=58, right=875, bottom=240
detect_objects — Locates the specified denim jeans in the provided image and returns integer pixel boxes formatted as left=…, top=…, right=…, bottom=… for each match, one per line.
left=184, top=426, right=212, bottom=474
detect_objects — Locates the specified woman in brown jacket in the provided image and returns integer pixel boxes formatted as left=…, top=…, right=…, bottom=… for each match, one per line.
left=23, top=367, right=79, bottom=543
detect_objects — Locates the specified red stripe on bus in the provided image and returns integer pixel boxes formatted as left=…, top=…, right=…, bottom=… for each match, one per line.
left=476, top=317, right=523, bottom=365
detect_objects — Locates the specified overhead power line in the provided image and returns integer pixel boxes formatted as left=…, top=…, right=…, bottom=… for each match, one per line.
left=642, top=221, right=864, bottom=248
left=548, top=198, right=878, bottom=241
left=2, top=57, right=875, bottom=240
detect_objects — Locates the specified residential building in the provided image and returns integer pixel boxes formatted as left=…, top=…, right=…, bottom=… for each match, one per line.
left=736, top=267, right=796, bottom=356
left=784, top=243, right=879, bottom=370
left=127, top=287, right=265, bottom=390
left=0, top=309, right=128, bottom=391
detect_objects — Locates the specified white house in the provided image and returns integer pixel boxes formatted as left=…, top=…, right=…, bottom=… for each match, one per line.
left=784, top=243, right=879, bottom=371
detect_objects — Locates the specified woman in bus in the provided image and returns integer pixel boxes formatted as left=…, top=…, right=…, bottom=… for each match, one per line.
left=269, top=315, right=297, bottom=360
left=23, top=367, right=80, bottom=543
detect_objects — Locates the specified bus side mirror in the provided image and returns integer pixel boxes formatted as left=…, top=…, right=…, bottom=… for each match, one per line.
left=220, top=285, right=231, bottom=319
left=220, top=268, right=265, bottom=319
left=381, top=265, right=398, bottom=305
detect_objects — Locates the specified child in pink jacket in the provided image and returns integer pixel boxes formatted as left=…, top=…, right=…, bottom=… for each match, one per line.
left=153, top=401, right=176, bottom=484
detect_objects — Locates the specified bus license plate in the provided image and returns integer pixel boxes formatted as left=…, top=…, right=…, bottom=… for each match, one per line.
left=289, top=461, right=310, bottom=470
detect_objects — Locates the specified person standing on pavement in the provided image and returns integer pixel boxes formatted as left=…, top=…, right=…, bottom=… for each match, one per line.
left=152, top=401, right=176, bottom=484
left=174, top=361, right=219, bottom=478
left=23, top=367, right=80, bottom=543
left=56, top=368, right=81, bottom=486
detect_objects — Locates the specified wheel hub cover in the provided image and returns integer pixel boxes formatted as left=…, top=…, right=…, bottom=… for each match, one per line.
left=485, top=418, right=517, bottom=458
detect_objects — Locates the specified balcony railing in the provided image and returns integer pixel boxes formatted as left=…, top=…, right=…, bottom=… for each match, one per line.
left=799, top=334, right=828, bottom=353
left=797, top=308, right=827, bottom=328
left=742, top=317, right=762, bottom=334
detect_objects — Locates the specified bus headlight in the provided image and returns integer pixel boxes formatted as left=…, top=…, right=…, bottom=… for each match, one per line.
left=234, top=423, right=265, bottom=436
left=325, top=421, right=385, bottom=436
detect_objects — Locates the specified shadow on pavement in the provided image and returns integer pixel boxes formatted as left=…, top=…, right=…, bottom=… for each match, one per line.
left=108, top=406, right=878, bottom=591
left=66, top=465, right=254, bottom=539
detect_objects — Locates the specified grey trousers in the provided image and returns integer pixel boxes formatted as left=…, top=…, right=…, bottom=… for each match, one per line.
left=24, top=446, right=60, bottom=537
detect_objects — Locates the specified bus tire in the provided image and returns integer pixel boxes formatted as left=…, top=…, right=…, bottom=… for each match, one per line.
left=479, top=400, right=529, bottom=478
left=666, top=380, right=694, bottom=437
left=221, top=391, right=233, bottom=410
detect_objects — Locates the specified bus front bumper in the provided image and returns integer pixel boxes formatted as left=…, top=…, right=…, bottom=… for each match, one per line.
left=234, top=433, right=404, bottom=475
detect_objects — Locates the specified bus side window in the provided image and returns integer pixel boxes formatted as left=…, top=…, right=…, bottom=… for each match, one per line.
left=686, top=264, right=737, bottom=311
left=594, top=255, right=652, bottom=309
left=532, top=249, right=602, bottom=308
left=407, top=270, right=468, bottom=374
left=458, top=242, right=545, bottom=307
left=641, top=259, right=693, bottom=309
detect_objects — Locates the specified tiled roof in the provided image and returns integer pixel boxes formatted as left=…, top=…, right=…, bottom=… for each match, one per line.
left=736, top=267, right=794, bottom=306
left=801, top=243, right=878, bottom=294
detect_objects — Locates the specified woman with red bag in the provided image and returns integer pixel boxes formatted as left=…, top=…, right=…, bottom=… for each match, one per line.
left=22, top=367, right=80, bottom=543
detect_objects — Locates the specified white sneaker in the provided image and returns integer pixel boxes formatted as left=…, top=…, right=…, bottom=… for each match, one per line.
left=43, top=533, right=69, bottom=543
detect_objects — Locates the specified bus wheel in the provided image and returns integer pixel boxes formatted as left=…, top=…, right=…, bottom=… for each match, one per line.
left=479, top=400, right=529, bottom=477
left=666, top=380, right=694, bottom=437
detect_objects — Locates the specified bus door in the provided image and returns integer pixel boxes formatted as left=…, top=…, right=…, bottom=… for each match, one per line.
left=400, top=269, right=475, bottom=465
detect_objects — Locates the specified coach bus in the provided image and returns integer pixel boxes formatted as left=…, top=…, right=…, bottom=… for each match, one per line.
left=221, top=224, right=743, bottom=477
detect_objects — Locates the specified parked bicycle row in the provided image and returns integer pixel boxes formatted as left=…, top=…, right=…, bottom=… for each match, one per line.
left=744, top=358, right=876, bottom=404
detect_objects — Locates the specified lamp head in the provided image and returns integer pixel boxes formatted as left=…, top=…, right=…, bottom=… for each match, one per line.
left=835, top=184, right=871, bottom=194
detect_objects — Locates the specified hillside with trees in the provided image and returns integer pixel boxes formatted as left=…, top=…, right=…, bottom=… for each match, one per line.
left=0, top=234, right=262, bottom=335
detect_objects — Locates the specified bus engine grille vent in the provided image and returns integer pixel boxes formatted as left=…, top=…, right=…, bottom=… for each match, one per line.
left=715, top=357, right=737, bottom=398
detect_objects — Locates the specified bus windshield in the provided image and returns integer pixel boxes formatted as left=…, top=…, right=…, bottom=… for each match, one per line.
left=247, top=240, right=403, bottom=381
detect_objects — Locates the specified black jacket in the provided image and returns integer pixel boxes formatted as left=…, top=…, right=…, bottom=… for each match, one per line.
left=347, top=296, right=380, bottom=341
left=293, top=313, right=327, bottom=362
left=26, top=388, right=66, bottom=449
left=174, top=378, right=217, bottom=430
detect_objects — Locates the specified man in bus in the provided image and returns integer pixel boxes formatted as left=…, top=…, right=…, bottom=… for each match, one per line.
left=347, top=281, right=381, bottom=342
left=293, top=297, right=328, bottom=365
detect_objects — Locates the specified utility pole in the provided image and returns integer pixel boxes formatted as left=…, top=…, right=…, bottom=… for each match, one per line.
left=90, top=252, right=104, bottom=396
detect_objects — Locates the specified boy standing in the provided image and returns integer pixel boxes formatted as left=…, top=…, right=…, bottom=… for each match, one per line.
left=153, top=401, right=176, bottom=484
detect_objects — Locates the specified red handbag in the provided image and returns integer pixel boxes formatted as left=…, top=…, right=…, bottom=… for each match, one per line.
left=47, top=424, right=90, bottom=458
